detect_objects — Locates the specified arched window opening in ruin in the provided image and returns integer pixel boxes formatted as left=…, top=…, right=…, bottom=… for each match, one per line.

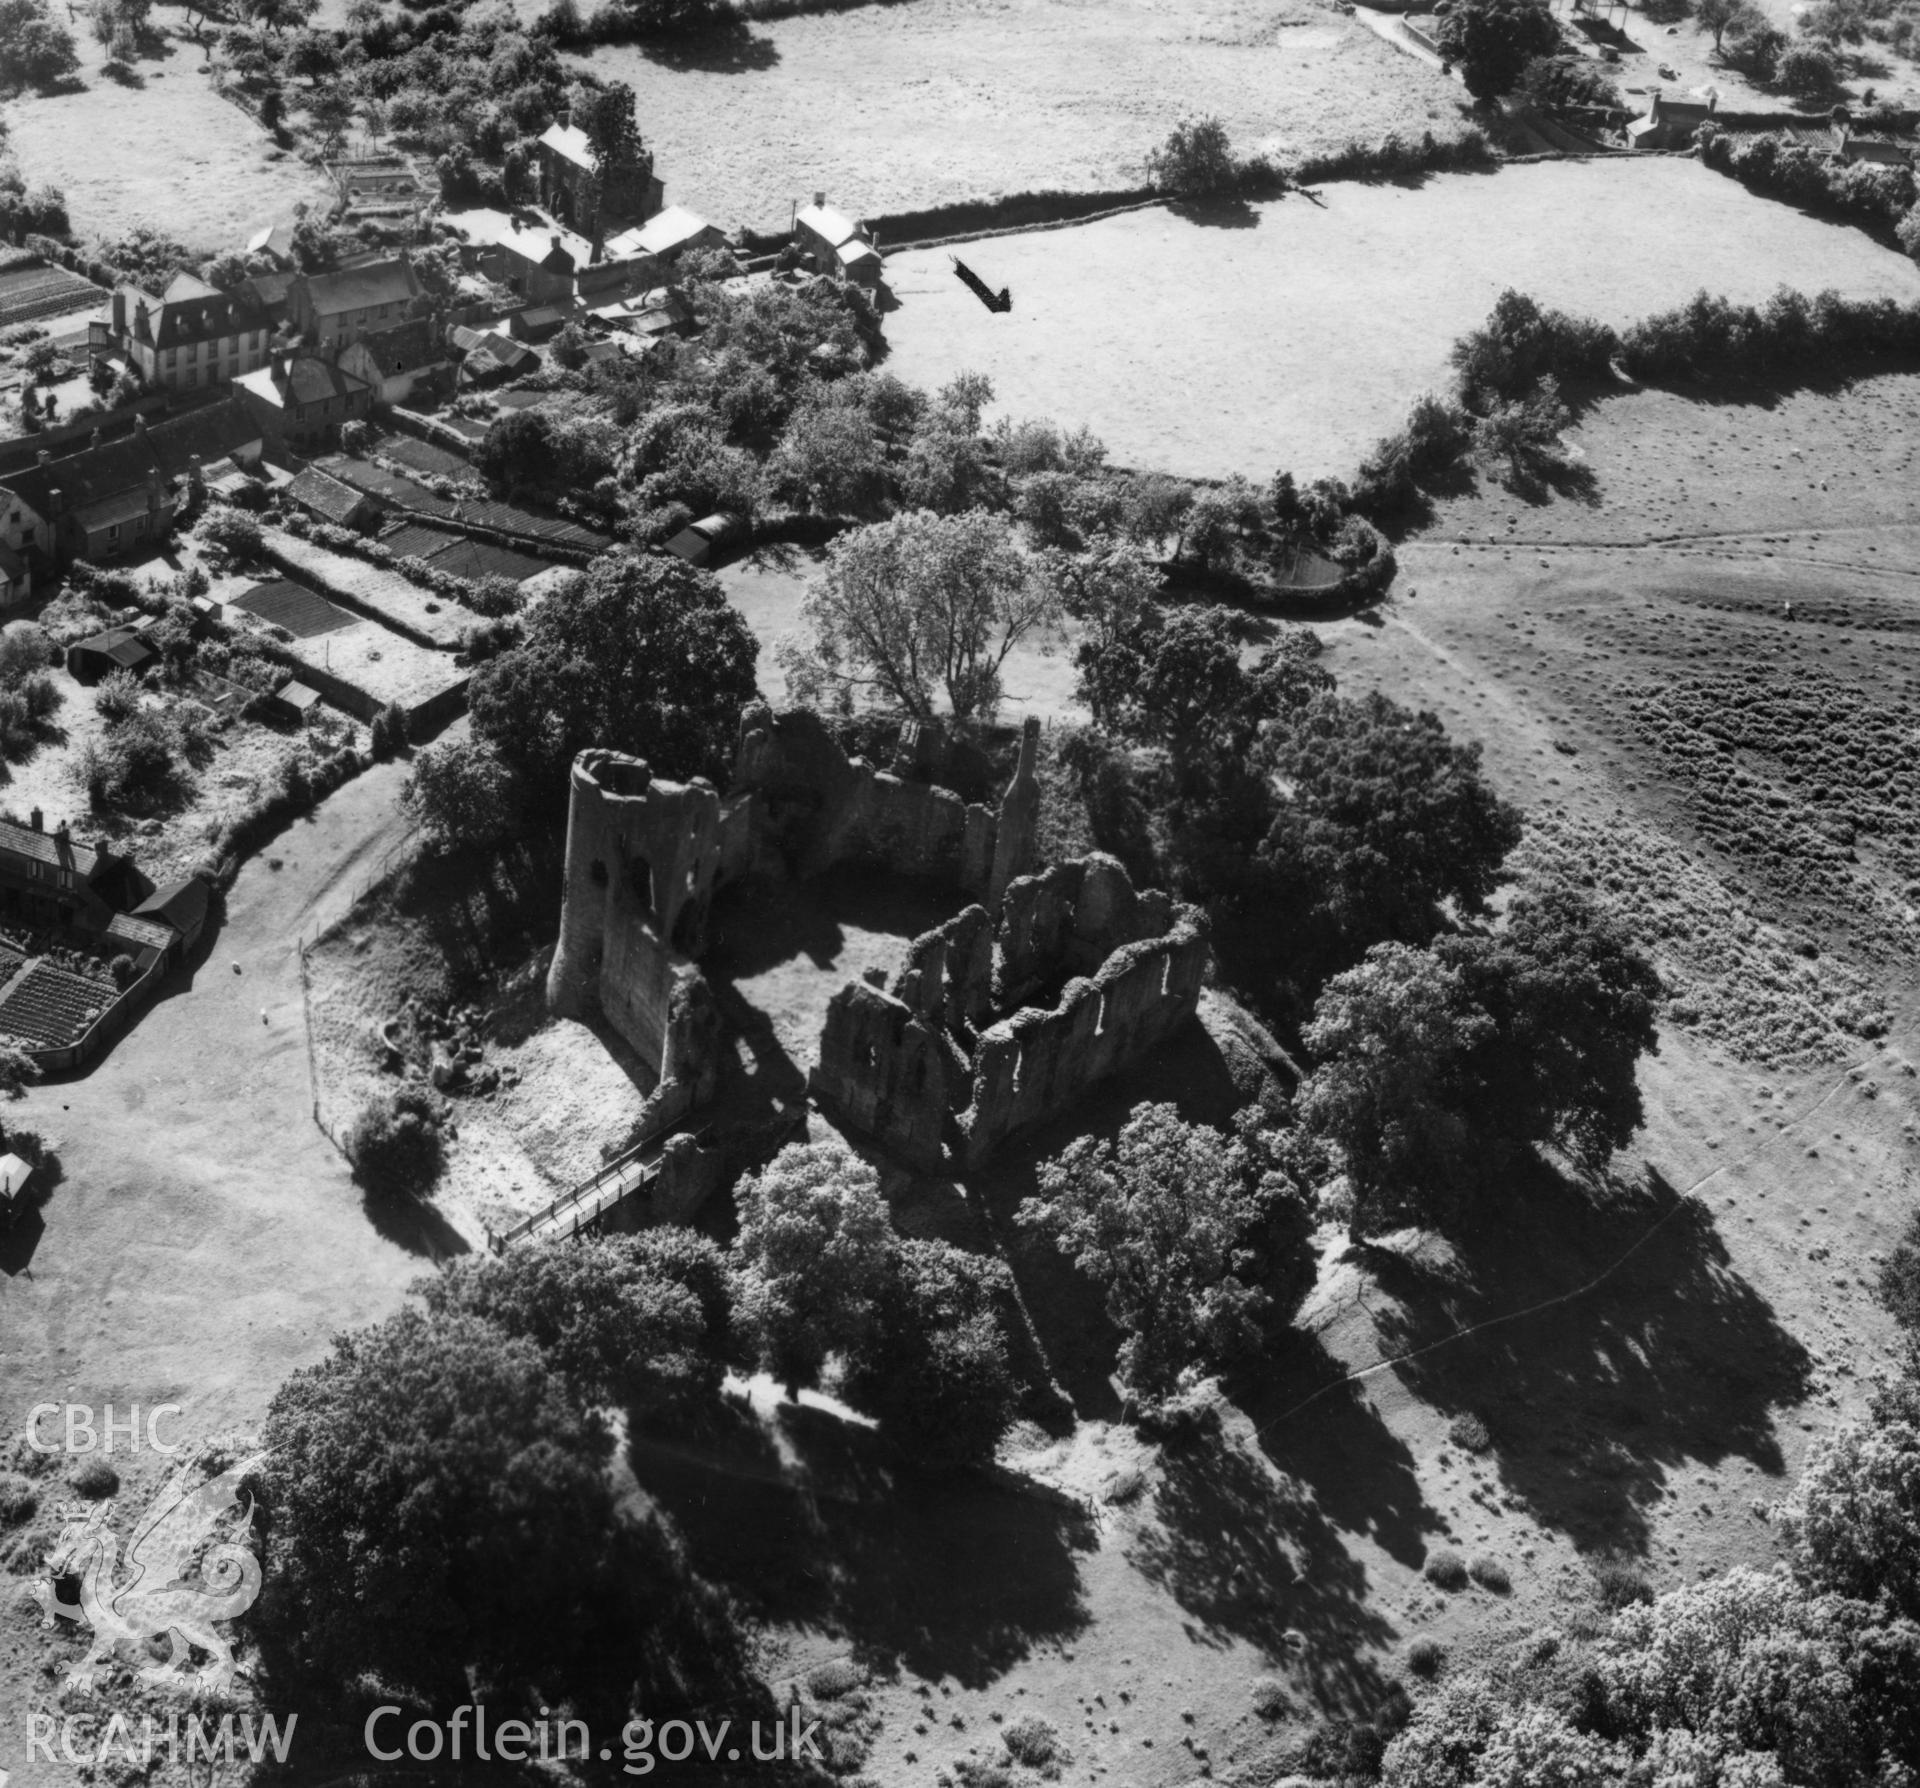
left=628, top=854, right=655, bottom=914
left=589, top=859, right=609, bottom=887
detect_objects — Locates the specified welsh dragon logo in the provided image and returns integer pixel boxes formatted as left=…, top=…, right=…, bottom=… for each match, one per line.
left=20, top=1451, right=266, bottom=1698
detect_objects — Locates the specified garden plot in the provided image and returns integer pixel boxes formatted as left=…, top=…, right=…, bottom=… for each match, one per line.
left=573, top=0, right=1467, bottom=232
left=880, top=159, right=1920, bottom=482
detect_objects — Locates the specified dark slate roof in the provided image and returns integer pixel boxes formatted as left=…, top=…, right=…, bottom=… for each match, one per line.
left=133, top=876, right=211, bottom=936
left=146, top=399, right=262, bottom=475
left=301, top=258, right=422, bottom=316
left=75, top=487, right=163, bottom=533
left=287, top=466, right=372, bottom=524
left=244, top=357, right=373, bottom=411
left=314, top=456, right=456, bottom=516
left=350, top=318, right=443, bottom=376
left=104, top=910, right=175, bottom=953
left=0, top=436, right=160, bottom=522
left=239, top=269, right=298, bottom=315
left=124, top=275, right=270, bottom=351
left=74, top=627, right=156, bottom=670
left=0, top=814, right=108, bottom=879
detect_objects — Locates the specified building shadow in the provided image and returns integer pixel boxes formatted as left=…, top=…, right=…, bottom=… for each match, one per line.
left=0, top=1202, right=45, bottom=1275
left=639, top=19, right=781, bottom=72
left=1360, top=1159, right=1811, bottom=1556
left=630, top=1396, right=1094, bottom=1688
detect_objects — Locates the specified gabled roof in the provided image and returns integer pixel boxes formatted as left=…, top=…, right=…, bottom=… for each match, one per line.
left=287, top=465, right=373, bottom=524
left=75, top=488, right=163, bottom=533
left=300, top=257, right=422, bottom=317
left=0, top=435, right=160, bottom=521
left=538, top=121, right=597, bottom=169
left=237, top=357, right=373, bottom=412
left=73, top=627, right=156, bottom=670
left=795, top=202, right=862, bottom=248
left=133, top=876, right=210, bottom=937
left=345, top=318, right=444, bottom=376
left=0, top=814, right=109, bottom=879
left=0, top=1154, right=33, bottom=1202
left=163, top=272, right=221, bottom=302
left=247, top=220, right=297, bottom=260
left=620, top=206, right=718, bottom=259
left=122, top=278, right=265, bottom=350
left=104, top=910, right=174, bottom=954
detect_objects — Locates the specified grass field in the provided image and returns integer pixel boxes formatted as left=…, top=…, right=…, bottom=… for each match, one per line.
left=879, top=159, right=1920, bottom=481
left=570, top=0, right=1469, bottom=233
left=3, top=28, right=332, bottom=250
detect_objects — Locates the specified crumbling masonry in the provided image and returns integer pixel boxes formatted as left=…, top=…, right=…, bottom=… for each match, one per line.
left=547, top=706, right=1208, bottom=1169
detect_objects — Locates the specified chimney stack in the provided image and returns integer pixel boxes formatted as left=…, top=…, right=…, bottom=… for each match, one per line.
left=814, top=190, right=826, bottom=208
left=30, top=808, right=42, bottom=832
left=90, top=429, right=102, bottom=451
left=134, top=412, right=147, bottom=435
left=37, top=451, right=50, bottom=469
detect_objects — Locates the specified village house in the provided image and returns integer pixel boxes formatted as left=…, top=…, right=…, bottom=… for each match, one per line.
left=535, top=121, right=664, bottom=243
left=104, top=273, right=276, bottom=394
left=233, top=354, right=374, bottom=451
left=794, top=194, right=884, bottom=286
left=0, top=402, right=263, bottom=581
left=335, top=317, right=452, bottom=405
left=0, top=811, right=145, bottom=934
left=290, top=257, right=425, bottom=349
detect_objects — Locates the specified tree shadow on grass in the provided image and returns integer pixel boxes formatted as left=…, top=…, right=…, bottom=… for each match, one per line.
left=362, top=1188, right=472, bottom=1259
left=1169, top=194, right=1260, bottom=230
left=1126, top=1416, right=1405, bottom=1714
left=630, top=1397, right=1094, bottom=1687
left=1361, top=1159, right=1811, bottom=1557
left=638, top=19, right=780, bottom=72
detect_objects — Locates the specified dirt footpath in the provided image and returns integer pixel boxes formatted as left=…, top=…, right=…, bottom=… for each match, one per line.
left=0, top=761, right=425, bottom=1455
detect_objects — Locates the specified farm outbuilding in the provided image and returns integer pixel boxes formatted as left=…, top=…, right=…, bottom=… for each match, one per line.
left=262, top=679, right=324, bottom=725
left=132, top=876, right=211, bottom=955
left=68, top=626, right=156, bottom=684
left=663, top=511, right=750, bottom=568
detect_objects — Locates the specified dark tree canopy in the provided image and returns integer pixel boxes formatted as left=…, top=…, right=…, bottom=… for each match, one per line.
left=842, top=1239, right=1020, bottom=1470
left=260, top=1308, right=622, bottom=1697
left=417, top=1230, right=734, bottom=1421
left=1299, top=883, right=1660, bottom=1236
left=469, top=552, right=759, bottom=800
left=1434, top=0, right=1563, bottom=100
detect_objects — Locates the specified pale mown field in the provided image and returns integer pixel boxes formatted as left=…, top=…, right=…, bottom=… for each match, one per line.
left=4, top=28, right=333, bottom=250
left=573, top=0, right=1471, bottom=232
left=880, top=158, right=1920, bottom=481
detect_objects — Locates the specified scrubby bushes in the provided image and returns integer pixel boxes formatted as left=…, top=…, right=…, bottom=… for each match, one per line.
left=343, top=1083, right=445, bottom=1199
left=0, top=0, right=79, bottom=92
left=79, top=706, right=210, bottom=814
left=1699, top=123, right=1918, bottom=241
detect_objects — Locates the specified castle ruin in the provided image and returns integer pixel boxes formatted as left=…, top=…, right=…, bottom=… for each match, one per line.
left=546, top=704, right=1209, bottom=1172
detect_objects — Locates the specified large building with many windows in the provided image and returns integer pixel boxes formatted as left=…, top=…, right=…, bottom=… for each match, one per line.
left=107, top=274, right=277, bottom=394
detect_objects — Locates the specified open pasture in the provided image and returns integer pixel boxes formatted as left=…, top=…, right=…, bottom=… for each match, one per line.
left=3, top=31, right=332, bottom=249
left=881, top=158, right=1920, bottom=481
left=572, top=0, right=1468, bottom=232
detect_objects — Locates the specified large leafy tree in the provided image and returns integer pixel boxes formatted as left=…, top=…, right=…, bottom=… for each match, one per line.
left=842, top=1239, right=1020, bottom=1470
left=1299, top=885, right=1659, bottom=1236
left=469, top=551, right=758, bottom=802
left=1194, top=689, right=1523, bottom=949
left=1018, top=1104, right=1310, bottom=1398
left=1434, top=0, right=1562, bottom=101
left=779, top=509, right=1061, bottom=724
left=417, top=1230, right=734, bottom=1422
left=731, top=1138, right=894, bottom=1399
left=261, top=1308, right=624, bottom=1699
left=403, top=737, right=524, bottom=851
left=0, top=0, right=78, bottom=90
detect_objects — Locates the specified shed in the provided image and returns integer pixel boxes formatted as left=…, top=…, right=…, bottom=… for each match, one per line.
left=263, top=678, right=323, bottom=724
left=132, top=875, right=212, bottom=952
left=508, top=305, right=568, bottom=343
left=287, top=465, right=380, bottom=531
left=663, top=511, right=750, bottom=568
left=68, top=627, right=156, bottom=684
left=0, top=1152, right=33, bottom=1227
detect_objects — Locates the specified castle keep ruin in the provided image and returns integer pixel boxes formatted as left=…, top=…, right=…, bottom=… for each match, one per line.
left=546, top=705, right=1208, bottom=1170
left=810, top=854, right=1208, bottom=1169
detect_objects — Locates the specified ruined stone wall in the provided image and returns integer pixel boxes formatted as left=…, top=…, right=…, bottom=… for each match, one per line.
left=546, top=748, right=727, bottom=1092
left=811, top=979, right=968, bottom=1170
left=959, top=916, right=1208, bottom=1167
left=815, top=852, right=1209, bottom=1172
left=729, top=703, right=1035, bottom=896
